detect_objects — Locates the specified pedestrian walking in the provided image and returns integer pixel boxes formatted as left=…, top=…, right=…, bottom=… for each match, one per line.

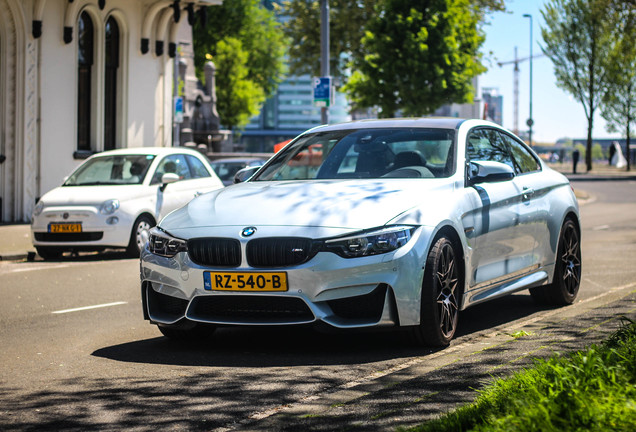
left=573, top=149, right=580, bottom=174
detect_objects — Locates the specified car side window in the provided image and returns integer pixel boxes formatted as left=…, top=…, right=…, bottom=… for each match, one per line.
left=151, top=154, right=192, bottom=184
left=185, top=155, right=211, bottom=178
left=466, top=128, right=514, bottom=170
left=500, top=133, right=541, bottom=174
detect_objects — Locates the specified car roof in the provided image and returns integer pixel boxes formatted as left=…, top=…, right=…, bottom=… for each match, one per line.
left=210, top=158, right=267, bottom=163
left=89, top=147, right=207, bottom=158
left=306, top=117, right=469, bottom=133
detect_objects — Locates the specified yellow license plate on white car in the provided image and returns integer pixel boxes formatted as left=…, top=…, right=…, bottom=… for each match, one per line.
left=204, top=271, right=288, bottom=292
left=49, top=222, right=82, bottom=233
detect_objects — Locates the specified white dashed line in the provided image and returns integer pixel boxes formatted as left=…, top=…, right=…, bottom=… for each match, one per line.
left=52, top=301, right=128, bottom=314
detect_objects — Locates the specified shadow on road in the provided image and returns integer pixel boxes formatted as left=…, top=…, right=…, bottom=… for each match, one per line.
left=3, top=292, right=602, bottom=432
left=92, top=293, right=552, bottom=368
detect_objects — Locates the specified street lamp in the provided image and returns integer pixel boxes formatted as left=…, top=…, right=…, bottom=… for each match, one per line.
left=523, top=13, right=533, bottom=147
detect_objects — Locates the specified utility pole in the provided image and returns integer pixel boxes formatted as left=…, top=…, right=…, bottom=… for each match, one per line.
left=523, top=13, right=534, bottom=146
left=320, top=0, right=329, bottom=125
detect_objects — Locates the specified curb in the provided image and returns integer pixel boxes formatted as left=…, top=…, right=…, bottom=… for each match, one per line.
left=0, top=251, right=35, bottom=261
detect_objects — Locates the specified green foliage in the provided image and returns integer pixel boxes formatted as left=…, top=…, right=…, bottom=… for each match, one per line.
left=192, top=0, right=287, bottom=130
left=213, top=38, right=265, bottom=131
left=601, top=3, right=635, bottom=170
left=282, top=1, right=504, bottom=82
left=540, top=0, right=620, bottom=171
left=402, top=318, right=636, bottom=432
left=281, top=0, right=375, bottom=81
left=343, top=0, right=486, bottom=118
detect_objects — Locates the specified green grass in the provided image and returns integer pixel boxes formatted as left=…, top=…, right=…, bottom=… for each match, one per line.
left=402, top=317, right=636, bottom=432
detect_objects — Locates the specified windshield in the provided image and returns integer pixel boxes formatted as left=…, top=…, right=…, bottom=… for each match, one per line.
left=64, top=154, right=155, bottom=186
left=253, top=128, right=455, bottom=181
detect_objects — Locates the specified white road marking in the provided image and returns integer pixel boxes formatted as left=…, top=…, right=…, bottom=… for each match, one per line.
left=52, top=301, right=127, bottom=314
left=592, top=224, right=610, bottom=231
left=5, top=264, right=73, bottom=273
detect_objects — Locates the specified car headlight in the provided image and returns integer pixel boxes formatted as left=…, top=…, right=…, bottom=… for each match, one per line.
left=100, top=199, right=120, bottom=215
left=33, top=201, right=45, bottom=216
left=148, top=227, right=187, bottom=257
left=323, top=225, right=416, bottom=258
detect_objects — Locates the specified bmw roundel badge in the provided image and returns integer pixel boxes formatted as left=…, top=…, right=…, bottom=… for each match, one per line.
left=241, top=226, right=257, bottom=237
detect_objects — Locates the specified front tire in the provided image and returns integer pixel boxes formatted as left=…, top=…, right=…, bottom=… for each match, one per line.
left=530, top=219, right=581, bottom=305
left=127, top=215, right=154, bottom=258
left=412, top=236, right=461, bottom=347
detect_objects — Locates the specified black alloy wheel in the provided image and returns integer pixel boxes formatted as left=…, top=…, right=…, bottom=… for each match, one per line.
left=530, top=218, right=581, bottom=305
left=412, top=236, right=461, bottom=347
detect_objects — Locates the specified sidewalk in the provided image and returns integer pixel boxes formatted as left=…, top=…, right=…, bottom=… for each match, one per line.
left=0, top=223, right=34, bottom=261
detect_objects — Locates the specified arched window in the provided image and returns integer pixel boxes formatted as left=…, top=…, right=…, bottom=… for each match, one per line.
left=104, top=17, right=120, bottom=150
left=77, top=12, right=94, bottom=152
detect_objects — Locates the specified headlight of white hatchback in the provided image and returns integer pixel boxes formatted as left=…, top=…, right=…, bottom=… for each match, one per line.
left=33, top=201, right=44, bottom=216
left=100, top=199, right=120, bottom=215
left=148, top=227, right=188, bottom=257
left=323, top=225, right=416, bottom=258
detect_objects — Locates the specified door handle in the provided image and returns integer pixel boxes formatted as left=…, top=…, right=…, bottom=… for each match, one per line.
left=522, top=187, right=534, bottom=202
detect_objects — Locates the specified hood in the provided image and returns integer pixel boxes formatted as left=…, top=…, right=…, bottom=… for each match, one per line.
left=161, top=179, right=454, bottom=233
left=40, top=184, right=148, bottom=206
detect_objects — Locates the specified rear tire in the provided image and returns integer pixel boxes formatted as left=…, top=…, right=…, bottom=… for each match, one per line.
left=36, top=246, right=63, bottom=260
left=530, top=219, right=581, bottom=305
left=127, top=215, right=154, bottom=258
left=411, top=236, right=461, bottom=347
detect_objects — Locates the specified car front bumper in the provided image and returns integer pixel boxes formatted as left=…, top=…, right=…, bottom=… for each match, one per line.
left=31, top=206, right=134, bottom=249
left=140, top=228, right=432, bottom=330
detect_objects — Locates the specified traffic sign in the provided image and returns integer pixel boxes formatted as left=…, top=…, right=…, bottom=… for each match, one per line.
left=174, top=97, right=184, bottom=123
left=313, top=77, right=332, bottom=107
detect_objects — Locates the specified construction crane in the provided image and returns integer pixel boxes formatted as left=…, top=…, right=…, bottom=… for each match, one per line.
left=497, top=47, right=544, bottom=135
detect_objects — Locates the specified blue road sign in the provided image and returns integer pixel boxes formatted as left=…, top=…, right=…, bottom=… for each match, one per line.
left=313, top=77, right=332, bottom=107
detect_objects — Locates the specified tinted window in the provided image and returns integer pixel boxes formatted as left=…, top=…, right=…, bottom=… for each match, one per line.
left=151, top=154, right=192, bottom=184
left=186, top=155, right=211, bottom=178
left=501, top=134, right=541, bottom=174
left=466, top=128, right=514, bottom=169
left=254, top=128, right=455, bottom=181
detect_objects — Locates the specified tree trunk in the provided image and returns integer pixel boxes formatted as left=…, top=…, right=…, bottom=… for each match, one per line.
left=586, top=115, right=594, bottom=172
left=627, top=121, right=631, bottom=172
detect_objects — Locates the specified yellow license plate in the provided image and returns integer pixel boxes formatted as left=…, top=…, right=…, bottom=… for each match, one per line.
left=49, top=222, right=82, bottom=233
left=204, top=271, right=288, bottom=292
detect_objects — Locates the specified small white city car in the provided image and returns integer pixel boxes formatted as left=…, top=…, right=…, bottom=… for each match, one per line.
left=141, top=119, right=581, bottom=346
left=31, top=147, right=223, bottom=259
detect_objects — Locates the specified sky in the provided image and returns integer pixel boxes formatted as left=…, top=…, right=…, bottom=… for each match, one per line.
left=479, top=0, right=622, bottom=144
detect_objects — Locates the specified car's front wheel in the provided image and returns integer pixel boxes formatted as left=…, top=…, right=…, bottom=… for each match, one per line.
left=412, top=236, right=461, bottom=347
left=127, top=214, right=154, bottom=258
left=530, top=218, right=581, bottom=305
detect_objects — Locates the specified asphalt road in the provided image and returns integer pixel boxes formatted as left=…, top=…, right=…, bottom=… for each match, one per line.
left=1, top=177, right=635, bottom=431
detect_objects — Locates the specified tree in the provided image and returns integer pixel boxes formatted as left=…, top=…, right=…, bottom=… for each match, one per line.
left=343, top=0, right=486, bottom=118
left=282, top=0, right=375, bottom=82
left=601, top=3, right=635, bottom=171
left=213, top=38, right=265, bottom=131
left=192, top=0, right=287, bottom=129
left=282, top=0, right=504, bottom=83
left=541, top=0, right=618, bottom=172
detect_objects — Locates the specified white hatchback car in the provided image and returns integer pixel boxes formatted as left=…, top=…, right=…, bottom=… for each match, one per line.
left=31, top=147, right=223, bottom=259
